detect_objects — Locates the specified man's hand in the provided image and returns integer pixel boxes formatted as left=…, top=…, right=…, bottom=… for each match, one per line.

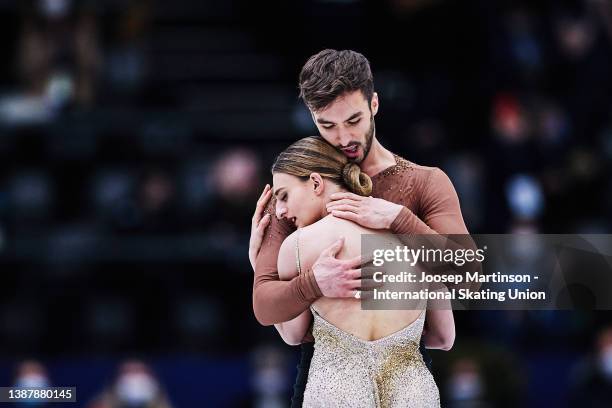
left=326, top=192, right=403, bottom=230
left=249, top=184, right=272, bottom=270
left=313, top=237, right=378, bottom=298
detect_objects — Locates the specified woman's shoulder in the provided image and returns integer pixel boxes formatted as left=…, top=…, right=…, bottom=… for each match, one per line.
left=301, top=214, right=373, bottom=238
left=277, top=221, right=340, bottom=278
left=279, top=228, right=300, bottom=259
left=278, top=229, right=299, bottom=279
left=298, top=215, right=380, bottom=257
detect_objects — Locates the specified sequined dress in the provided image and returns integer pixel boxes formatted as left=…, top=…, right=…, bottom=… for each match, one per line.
left=301, top=306, right=440, bottom=407
left=295, top=231, right=441, bottom=408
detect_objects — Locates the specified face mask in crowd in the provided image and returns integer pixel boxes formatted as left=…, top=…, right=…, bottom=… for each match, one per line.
left=115, top=372, right=159, bottom=406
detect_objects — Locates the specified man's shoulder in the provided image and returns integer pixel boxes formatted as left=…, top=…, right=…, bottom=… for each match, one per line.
left=392, top=154, right=443, bottom=182
left=387, top=155, right=456, bottom=202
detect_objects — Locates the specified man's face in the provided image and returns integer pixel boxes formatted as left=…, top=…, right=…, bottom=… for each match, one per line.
left=311, top=90, right=379, bottom=164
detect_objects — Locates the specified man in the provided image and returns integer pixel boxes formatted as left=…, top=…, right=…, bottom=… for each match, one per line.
left=251, top=49, right=469, bottom=406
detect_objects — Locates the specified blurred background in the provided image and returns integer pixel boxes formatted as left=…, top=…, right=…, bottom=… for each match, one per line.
left=0, top=0, right=612, bottom=406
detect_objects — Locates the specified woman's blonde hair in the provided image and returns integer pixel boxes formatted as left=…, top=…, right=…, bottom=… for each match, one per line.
left=271, top=136, right=372, bottom=196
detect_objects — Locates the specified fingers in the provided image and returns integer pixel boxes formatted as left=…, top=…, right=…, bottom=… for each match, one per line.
left=257, top=183, right=271, bottom=202
left=330, top=210, right=360, bottom=223
left=256, top=213, right=271, bottom=233
left=344, top=255, right=362, bottom=269
left=361, top=252, right=374, bottom=266
left=326, top=204, right=359, bottom=214
left=330, top=192, right=364, bottom=201
left=336, top=279, right=380, bottom=298
left=344, top=253, right=373, bottom=269
left=346, top=268, right=361, bottom=280
left=345, top=275, right=383, bottom=291
left=358, top=290, right=374, bottom=300
left=252, top=184, right=272, bottom=224
left=326, top=198, right=361, bottom=209
left=343, top=269, right=384, bottom=291
left=322, top=236, right=345, bottom=258
left=258, top=184, right=272, bottom=209
left=347, top=289, right=375, bottom=300
left=347, top=280, right=363, bottom=291
left=359, top=276, right=384, bottom=290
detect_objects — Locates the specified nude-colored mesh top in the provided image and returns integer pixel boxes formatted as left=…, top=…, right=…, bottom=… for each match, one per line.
left=253, top=154, right=470, bottom=326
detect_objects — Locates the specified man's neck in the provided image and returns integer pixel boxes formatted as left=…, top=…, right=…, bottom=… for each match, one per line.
left=359, top=137, right=396, bottom=177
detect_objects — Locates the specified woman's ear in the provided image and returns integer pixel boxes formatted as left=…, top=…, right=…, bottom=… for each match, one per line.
left=310, top=173, right=325, bottom=196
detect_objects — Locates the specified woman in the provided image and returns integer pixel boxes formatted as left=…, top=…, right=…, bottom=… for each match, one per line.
left=263, top=136, right=452, bottom=407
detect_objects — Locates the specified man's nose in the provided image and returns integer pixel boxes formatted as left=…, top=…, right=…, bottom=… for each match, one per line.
left=338, top=127, right=352, bottom=146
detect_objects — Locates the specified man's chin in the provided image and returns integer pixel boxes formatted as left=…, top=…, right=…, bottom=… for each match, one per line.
left=341, top=149, right=364, bottom=163
left=347, top=153, right=365, bottom=164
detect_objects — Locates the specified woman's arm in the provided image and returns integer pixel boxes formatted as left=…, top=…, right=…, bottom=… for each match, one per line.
left=422, top=309, right=455, bottom=350
left=272, top=232, right=313, bottom=345
left=274, top=311, right=312, bottom=346
left=422, top=284, right=455, bottom=351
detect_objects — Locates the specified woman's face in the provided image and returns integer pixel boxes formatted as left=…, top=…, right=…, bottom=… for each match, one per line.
left=272, top=172, right=325, bottom=228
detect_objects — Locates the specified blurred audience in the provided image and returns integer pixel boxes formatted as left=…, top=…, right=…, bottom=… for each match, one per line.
left=13, top=360, right=50, bottom=389
left=87, top=360, right=173, bottom=408
left=445, top=358, right=489, bottom=408
left=0, top=0, right=610, bottom=406
left=569, top=325, right=612, bottom=407
left=248, top=346, right=292, bottom=408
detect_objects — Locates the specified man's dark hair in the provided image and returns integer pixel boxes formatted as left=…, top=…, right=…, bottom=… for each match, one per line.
left=298, top=49, right=374, bottom=112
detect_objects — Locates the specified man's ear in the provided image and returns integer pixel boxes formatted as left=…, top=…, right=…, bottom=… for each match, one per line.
left=310, top=173, right=325, bottom=196
left=371, top=92, right=379, bottom=116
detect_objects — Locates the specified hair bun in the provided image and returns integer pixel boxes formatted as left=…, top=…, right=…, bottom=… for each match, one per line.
left=342, top=162, right=373, bottom=196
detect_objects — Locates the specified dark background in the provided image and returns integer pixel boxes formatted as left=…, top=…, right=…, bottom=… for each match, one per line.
left=1, top=0, right=612, bottom=406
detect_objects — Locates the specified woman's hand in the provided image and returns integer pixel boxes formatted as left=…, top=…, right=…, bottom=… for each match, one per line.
left=249, top=184, right=272, bottom=270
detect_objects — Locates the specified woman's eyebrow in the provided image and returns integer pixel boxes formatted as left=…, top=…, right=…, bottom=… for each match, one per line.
left=273, top=187, right=285, bottom=197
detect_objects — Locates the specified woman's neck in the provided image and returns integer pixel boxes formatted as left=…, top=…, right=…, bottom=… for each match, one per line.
left=317, top=185, right=347, bottom=221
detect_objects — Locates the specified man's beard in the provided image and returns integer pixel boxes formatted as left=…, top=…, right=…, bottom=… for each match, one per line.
left=352, top=114, right=375, bottom=164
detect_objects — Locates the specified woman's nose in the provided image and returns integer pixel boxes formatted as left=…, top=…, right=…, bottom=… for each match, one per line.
left=276, top=205, right=287, bottom=219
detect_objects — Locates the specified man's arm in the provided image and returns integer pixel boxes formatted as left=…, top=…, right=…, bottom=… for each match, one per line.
left=390, top=168, right=468, bottom=235
left=390, top=168, right=482, bottom=288
left=391, top=169, right=464, bottom=351
left=326, top=167, right=474, bottom=346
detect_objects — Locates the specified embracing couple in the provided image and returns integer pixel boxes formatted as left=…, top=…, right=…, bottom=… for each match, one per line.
left=249, top=49, right=468, bottom=407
